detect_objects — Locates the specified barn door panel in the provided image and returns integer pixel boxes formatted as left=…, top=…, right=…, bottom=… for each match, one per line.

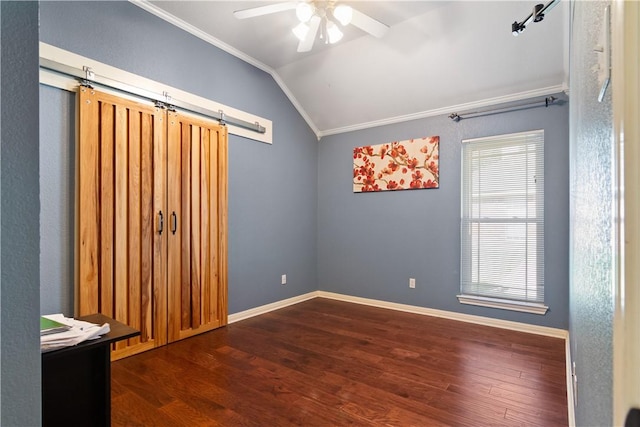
left=167, top=111, right=228, bottom=343
left=77, top=87, right=167, bottom=360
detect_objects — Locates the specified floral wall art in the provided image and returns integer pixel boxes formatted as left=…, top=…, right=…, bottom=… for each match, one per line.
left=353, top=136, right=439, bottom=192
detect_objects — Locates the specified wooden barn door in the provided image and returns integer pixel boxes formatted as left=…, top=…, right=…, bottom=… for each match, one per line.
left=77, top=88, right=227, bottom=359
left=166, top=111, right=228, bottom=343
left=77, top=87, right=167, bottom=359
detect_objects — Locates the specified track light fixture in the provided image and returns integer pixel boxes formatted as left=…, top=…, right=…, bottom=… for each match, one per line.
left=511, top=0, right=560, bottom=36
left=512, top=21, right=525, bottom=36
left=532, top=3, right=545, bottom=22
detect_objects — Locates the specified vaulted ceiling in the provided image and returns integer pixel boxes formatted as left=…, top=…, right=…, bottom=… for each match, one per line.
left=135, top=1, right=569, bottom=137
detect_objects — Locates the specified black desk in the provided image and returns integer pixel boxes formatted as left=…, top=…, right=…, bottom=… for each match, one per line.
left=42, top=314, right=139, bottom=427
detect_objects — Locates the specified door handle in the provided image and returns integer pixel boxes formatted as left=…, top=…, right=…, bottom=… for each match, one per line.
left=171, top=212, right=177, bottom=235
left=158, top=211, right=164, bottom=235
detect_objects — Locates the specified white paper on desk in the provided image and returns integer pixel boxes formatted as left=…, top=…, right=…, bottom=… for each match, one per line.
left=41, top=314, right=111, bottom=352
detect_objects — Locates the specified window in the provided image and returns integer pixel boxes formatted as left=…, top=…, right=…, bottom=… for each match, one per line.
left=458, top=130, right=547, bottom=314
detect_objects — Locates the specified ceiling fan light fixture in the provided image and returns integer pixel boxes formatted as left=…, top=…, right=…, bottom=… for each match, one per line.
left=292, top=22, right=309, bottom=41
left=333, top=4, right=352, bottom=26
left=236, top=0, right=389, bottom=52
left=326, top=20, right=343, bottom=44
left=296, top=2, right=314, bottom=23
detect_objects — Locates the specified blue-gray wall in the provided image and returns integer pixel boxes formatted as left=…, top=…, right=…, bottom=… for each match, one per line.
left=318, top=100, right=570, bottom=329
left=0, top=0, right=601, bottom=423
left=40, top=1, right=570, bottom=330
left=1, top=1, right=41, bottom=425
left=39, top=1, right=319, bottom=315
left=569, top=1, right=614, bottom=425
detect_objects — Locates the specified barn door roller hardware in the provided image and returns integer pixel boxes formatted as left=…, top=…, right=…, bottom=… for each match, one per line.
left=41, top=58, right=266, bottom=135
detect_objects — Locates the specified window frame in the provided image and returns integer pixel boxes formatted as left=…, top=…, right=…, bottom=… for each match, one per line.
left=458, top=130, right=548, bottom=315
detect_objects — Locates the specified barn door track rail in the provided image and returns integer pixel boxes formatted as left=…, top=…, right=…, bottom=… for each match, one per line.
left=40, top=57, right=266, bottom=135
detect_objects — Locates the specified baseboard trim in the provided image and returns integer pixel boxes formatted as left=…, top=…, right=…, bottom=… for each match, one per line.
left=317, top=291, right=569, bottom=339
left=228, top=291, right=320, bottom=324
left=230, top=290, right=568, bottom=338
left=229, top=290, right=569, bottom=338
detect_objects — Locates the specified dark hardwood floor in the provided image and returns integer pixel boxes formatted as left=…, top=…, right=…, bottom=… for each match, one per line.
left=111, top=298, right=568, bottom=426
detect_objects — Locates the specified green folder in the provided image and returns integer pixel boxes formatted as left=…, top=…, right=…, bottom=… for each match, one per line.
left=40, top=317, right=71, bottom=336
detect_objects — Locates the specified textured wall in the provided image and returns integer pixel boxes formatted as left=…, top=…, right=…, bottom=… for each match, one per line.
left=0, top=1, right=41, bottom=424
left=318, top=97, right=570, bottom=329
left=39, top=1, right=572, bottom=330
left=39, top=1, right=319, bottom=315
left=568, top=1, right=614, bottom=425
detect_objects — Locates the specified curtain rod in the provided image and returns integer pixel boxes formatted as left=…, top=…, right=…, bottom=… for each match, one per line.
left=39, top=58, right=267, bottom=134
left=448, top=96, right=558, bottom=122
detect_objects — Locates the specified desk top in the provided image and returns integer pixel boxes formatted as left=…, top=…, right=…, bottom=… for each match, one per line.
left=42, top=314, right=139, bottom=359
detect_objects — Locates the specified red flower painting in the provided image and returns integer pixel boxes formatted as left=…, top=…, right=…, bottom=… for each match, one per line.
left=353, top=136, right=439, bottom=192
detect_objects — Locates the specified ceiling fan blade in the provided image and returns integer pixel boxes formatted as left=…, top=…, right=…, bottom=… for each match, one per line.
left=350, top=8, right=389, bottom=38
left=233, top=2, right=297, bottom=20
left=297, top=15, right=321, bottom=52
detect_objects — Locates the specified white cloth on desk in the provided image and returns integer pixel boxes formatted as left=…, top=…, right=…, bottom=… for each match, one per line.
left=41, top=314, right=111, bottom=352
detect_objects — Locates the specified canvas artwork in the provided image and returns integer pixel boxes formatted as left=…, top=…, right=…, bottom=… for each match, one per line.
left=353, top=136, right=439, bottom=192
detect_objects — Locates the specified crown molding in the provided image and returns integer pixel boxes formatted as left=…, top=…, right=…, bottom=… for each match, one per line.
left=130, top=0, right=269, bottom=74
left=130, top=1, right=567, bottom=140
left=129, top=0, right=321, bottom=138
left=317, top=84, right=568, bottom=138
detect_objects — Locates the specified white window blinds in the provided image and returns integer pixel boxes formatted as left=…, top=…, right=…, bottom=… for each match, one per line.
left=460, top=130, right=544, bottom=304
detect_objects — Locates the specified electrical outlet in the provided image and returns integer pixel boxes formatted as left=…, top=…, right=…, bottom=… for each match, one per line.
left=281, top=274, right=287, bottom=285
left=409, top=278, right=416, bottom=288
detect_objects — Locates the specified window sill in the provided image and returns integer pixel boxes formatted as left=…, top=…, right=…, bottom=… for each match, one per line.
left=456, top=294, right=549, bottom=315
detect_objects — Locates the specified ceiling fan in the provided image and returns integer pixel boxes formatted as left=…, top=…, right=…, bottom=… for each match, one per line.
left=233, top=1, right=390, bottom=53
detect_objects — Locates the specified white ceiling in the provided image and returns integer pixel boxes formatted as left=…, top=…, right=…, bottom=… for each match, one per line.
left=136, top=1, right=569, bottom=137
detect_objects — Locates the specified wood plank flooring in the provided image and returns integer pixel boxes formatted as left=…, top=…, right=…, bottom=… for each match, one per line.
left=111, top=298, right=568, bottom=426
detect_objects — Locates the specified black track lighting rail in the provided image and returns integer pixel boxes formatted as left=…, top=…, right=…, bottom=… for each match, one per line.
left=511, top=0, right=561, bottom=36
